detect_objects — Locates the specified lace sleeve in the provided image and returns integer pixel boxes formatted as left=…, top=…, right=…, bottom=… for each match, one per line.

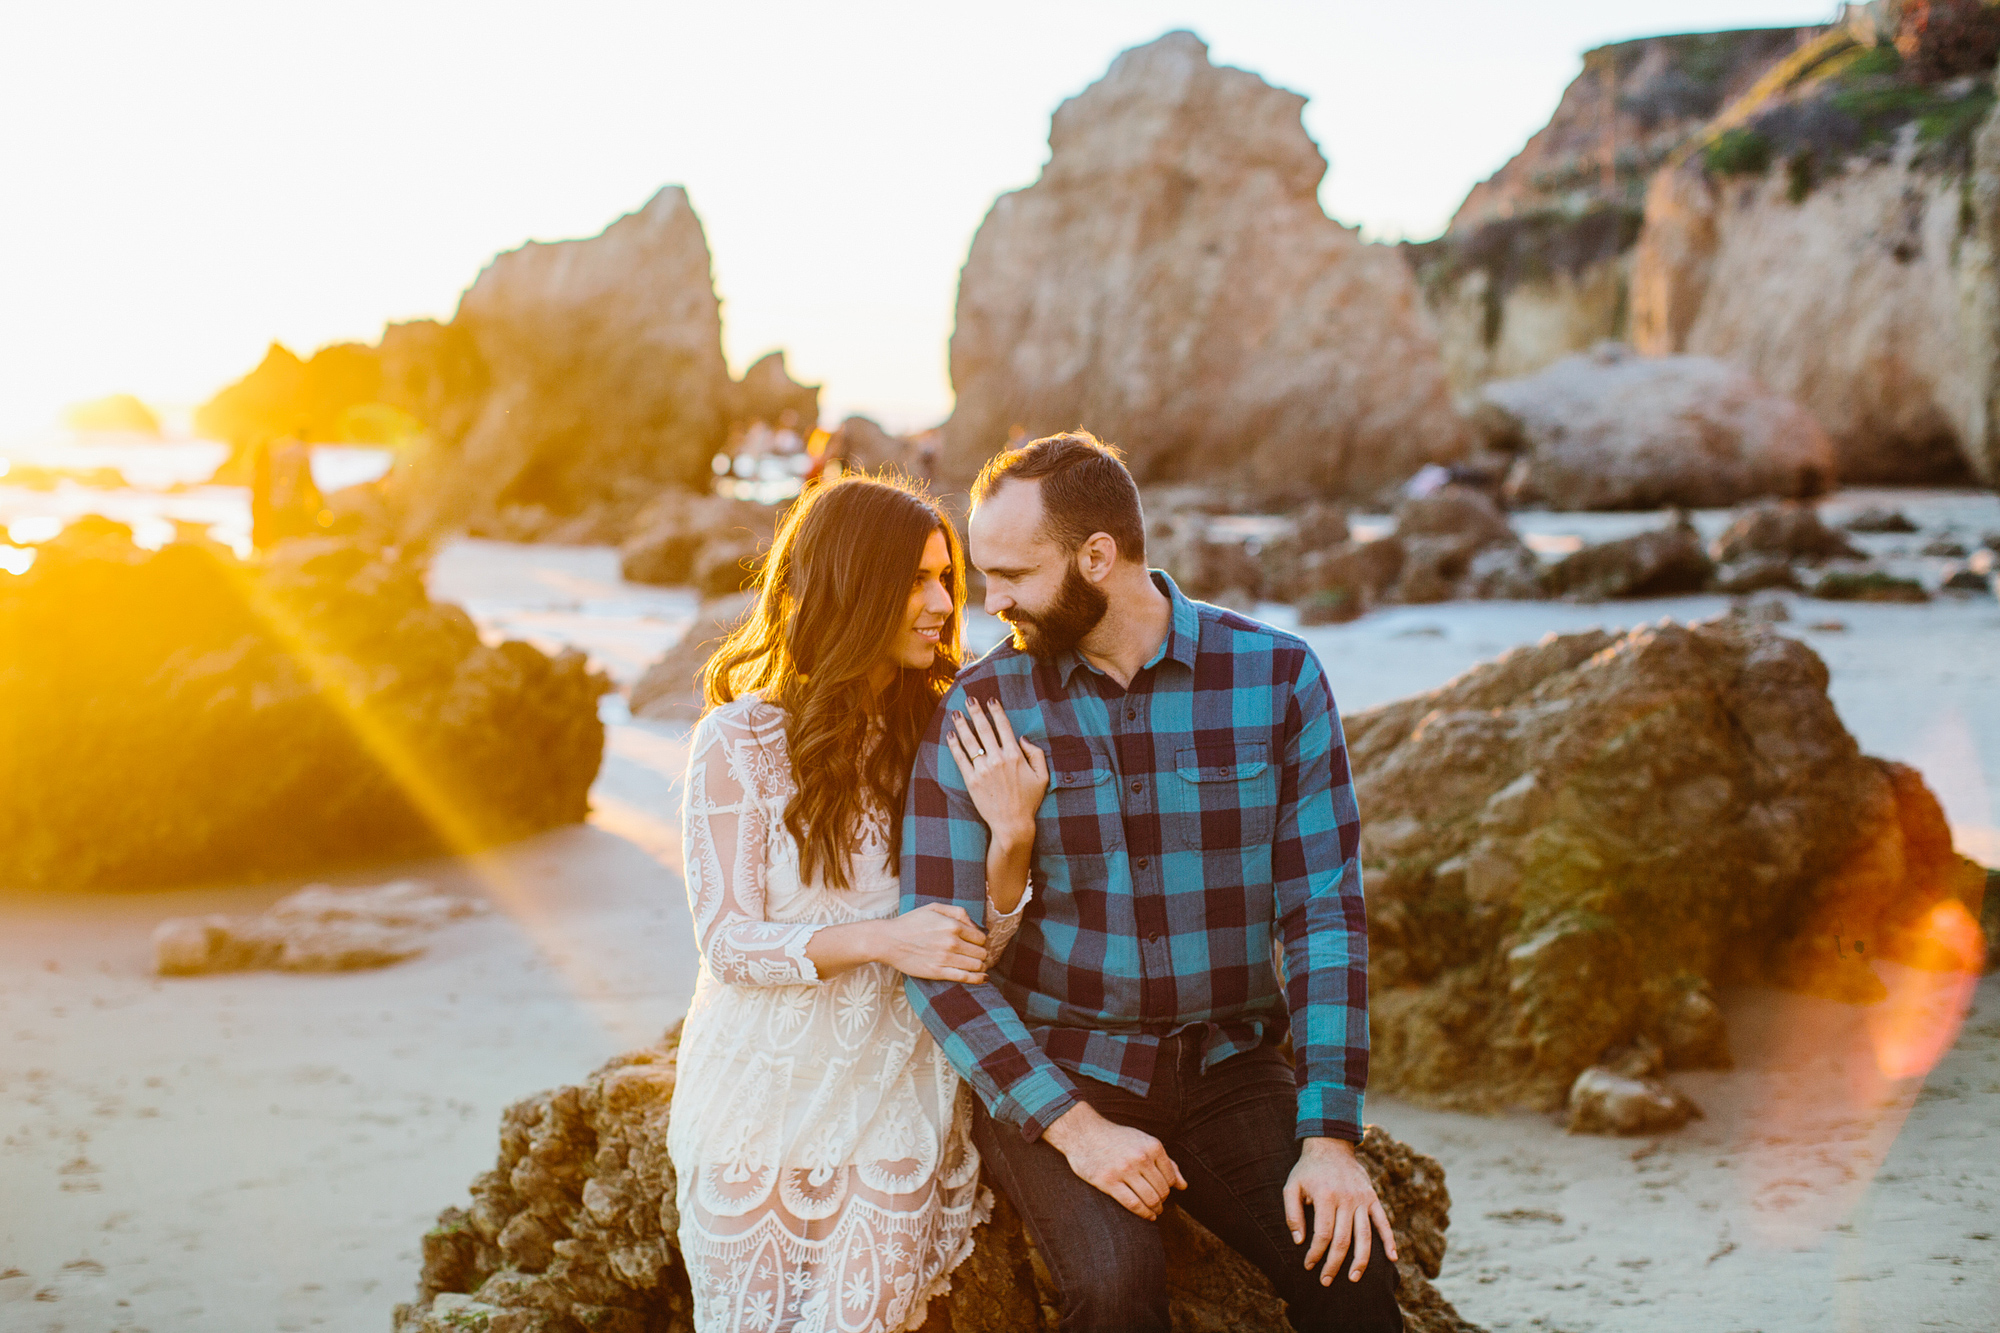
left=681, top=705, right=827, bottom=986
left=982, top=879, right=1034, bottom=968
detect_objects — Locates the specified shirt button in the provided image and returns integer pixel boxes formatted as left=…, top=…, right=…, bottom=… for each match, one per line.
left=1136, top=857, right=1149, bottom=870
left=1126, top=708, right=1137, bottom=720
left=1130, top=780, right=1143, bottom=793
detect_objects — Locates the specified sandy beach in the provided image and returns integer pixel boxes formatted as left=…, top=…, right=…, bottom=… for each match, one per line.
left=3, top=491, right=1997, bottom=1333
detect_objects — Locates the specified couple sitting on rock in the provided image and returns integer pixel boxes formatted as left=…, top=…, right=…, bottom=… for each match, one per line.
left=667, top=433, right=1402, bottom=1333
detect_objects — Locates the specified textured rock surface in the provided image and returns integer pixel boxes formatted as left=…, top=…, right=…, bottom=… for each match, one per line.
left=616, top=493, right=775, bottom=588
left=1630, top=51, right=2000, bottom=485
left=940, top=31, right=1469, bottom=500
left=395, top=1028, right=1485, bottom=1333
left=1479, top=345, right=1835, bottom=510
left=1711, top=500, right=1863, bottom=564
left=725, top=350, right=819, bottom=433
left=1345, top=615, right=1987, bottom=1112
left=1413, top=28, right=1820, bottom=399
left=0, top=522, right=608, bottom=890
left=1543, top=517, right=1716, bottom=601
left=395, top=187, right=734, bottom=537
left=1566, top=1066, right=1701, bottom=1135
left=1389, top=486, right=1545, bottom=604
left=627, top=593, right=755, bottom=722
left=153, top=880, right=481, bottom=975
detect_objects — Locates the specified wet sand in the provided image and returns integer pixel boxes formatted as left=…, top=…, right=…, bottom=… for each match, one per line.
left=3, top=494, right=1997, bottom=1332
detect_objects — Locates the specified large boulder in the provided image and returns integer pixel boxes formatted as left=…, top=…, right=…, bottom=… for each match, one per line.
left=1346, top=615, right=1988, bottom=1112
left=394, top=187, right=735, bottom=537
left=0, top=523, right=609, bottom=890
left=939, top=31, right=1470, bottom=500
left=1478, top=345, right=1835, bottom=510
left=393, top=1027, right=1485, bottom=1333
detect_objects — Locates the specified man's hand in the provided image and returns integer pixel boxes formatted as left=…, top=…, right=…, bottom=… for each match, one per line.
left=1283, top=1137, right=1399, bottom=1286
left=1043, top=1102, right=1187, bottom=1220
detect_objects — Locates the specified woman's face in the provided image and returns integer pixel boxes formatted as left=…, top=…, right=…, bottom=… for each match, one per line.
left=885, top=529, right=955, bottom=672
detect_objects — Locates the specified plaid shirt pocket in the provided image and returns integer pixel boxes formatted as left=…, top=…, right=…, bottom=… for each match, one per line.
left=1170, top=740, right=1277, bottom=847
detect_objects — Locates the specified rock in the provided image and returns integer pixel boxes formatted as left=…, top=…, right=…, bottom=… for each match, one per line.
left=0, top=526, right=609, bottom=890
left=393, top=188, right=735, bottom=537
left=1296, top=538, right=1406, bottom=625
left=1940, top=563, right=1996, bottom=593
left=1345, top=615, right=1988, bottom=1111
left=628, top=594, right=756, bottom=722
left=1543, top=516, right=1715, bottom=600
left=939, top=32, right=1470, bottom=501
left=396, top=1027, right=1486, bottom=1333
left=1812, top=568, right=1930, bottom=602
left=1985, top=868, right=2000, bottom=974
left=153, top=880, right=482, bottom=975
left=1388, top=485, right=1544, bottom=604
left=195, top=341, right=385, bottom=479
left=1714, top=555, right=1805, bottom=595
left=825, top=415, right=912, bottom=475
left=1628, top=49, right=2000, bottom=485
left=1566, top=1067, right=1701, bottom=1135
left=1411, top=28, right=1833, bottom=401
left=1711, top=500, right=1863, bottom=564
left=251, top=438, right=327, bottom=550
left=1844, top=506, right=1920, bottom=533
left=725, top=351, right=818, bottom=434
left=1147, top=511, right=1266, bottom=610
left=64, top=393, right=161, bottom=436
left=616, top=492, right=775, bottom=587
left=1920, top=536, right=1969, bottom=558
left=1479, top=346, right=1834, bottom=510
left=1983, top=530, right=2000, bottom=552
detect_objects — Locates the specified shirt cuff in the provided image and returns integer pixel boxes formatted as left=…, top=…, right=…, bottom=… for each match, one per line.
left=1295, top=1081, right=1363, bottom=1144
left=994, top=1062, right=1082, bottom=1143
left=987, top=880, right=1033, bottom=920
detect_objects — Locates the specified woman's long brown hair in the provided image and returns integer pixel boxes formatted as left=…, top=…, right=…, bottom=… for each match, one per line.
left=700, top=474, right=965, bottom=890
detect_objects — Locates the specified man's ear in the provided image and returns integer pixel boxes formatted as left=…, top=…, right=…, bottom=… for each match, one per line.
left=1076, top=532, right=1120, bottom=583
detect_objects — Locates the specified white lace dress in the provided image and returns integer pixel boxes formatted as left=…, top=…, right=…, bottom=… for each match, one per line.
left=668, top=697, right=1027, bottom=1333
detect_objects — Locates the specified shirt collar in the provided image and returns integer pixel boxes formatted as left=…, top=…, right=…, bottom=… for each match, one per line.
left=1056, top=569, right=1201, bottom=686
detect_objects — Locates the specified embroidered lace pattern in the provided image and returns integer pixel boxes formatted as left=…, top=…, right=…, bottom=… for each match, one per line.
left=668, top=697, right=1028, bottom=1333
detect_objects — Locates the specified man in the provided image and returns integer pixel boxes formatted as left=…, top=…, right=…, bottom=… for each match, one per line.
left=901, top=433, right=1401, bottom=1332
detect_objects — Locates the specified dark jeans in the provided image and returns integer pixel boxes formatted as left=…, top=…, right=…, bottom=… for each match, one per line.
left=972, top=1032, right=1403, bottom=1333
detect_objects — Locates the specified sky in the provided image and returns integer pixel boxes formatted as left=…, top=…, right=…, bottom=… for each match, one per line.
left=0, top=0, right=1839, bottom=439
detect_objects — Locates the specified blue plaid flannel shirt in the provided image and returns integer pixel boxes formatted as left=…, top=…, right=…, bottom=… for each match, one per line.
left=901, top=572, right=1369, bottom=1144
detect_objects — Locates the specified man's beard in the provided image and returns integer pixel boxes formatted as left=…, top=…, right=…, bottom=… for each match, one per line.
left=1002, top=562, right=1109, bottom=661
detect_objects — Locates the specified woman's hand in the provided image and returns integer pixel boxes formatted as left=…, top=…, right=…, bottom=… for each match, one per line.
left=945, top=697, right=1049, bottom=848
left=877, top=903, right=990, bottom=983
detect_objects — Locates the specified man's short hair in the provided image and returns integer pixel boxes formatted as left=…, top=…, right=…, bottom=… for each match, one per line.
left=971, top=430, right=1146, bottom=561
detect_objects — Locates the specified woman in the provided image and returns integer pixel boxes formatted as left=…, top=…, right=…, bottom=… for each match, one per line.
left=668, top=475, right=1048, bottom=1333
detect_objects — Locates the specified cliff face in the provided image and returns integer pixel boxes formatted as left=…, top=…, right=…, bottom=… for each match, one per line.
left=1414, top=29, right=1823, bottom=403
left=942, top=31, right=1469, bottom=500
left=1632, top=52, right=2000, bottom=484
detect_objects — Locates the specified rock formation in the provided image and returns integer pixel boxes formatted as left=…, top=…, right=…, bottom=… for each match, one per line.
left=394, top=187, right=734, bottom=538
left=0, top=521, right=608, bottom=890
left=63, top=392, right=161, bottom=435
left=724, top=350, right=819, bottom=434
left=940, top=31, right=1470, bottom=501
left=1477, top=345, right=1835, bottom=510
left=1410, top=27, right=1822, bottom=399
left=1543, top=516, right=1716, bottom=601
left=616, top=493, right=775, bottom=590
left=1346, top=614, right=1988, bottom=1112
left=196, top=341, right=391, bottom=481
left=393, top=1026, right=1485, bottom=1333
left=1630, top=35, right=2000, bottom=484
left=153, top=880, right=483, bottom=975
left=1710, top=499, right=1864, bottom=564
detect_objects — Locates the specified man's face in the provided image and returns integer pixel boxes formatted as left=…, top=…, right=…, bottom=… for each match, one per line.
left=969, top=479, right=1108, bottom=660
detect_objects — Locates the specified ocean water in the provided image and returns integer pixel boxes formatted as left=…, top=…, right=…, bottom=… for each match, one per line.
left=0, top=432, right=391, bottom=565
